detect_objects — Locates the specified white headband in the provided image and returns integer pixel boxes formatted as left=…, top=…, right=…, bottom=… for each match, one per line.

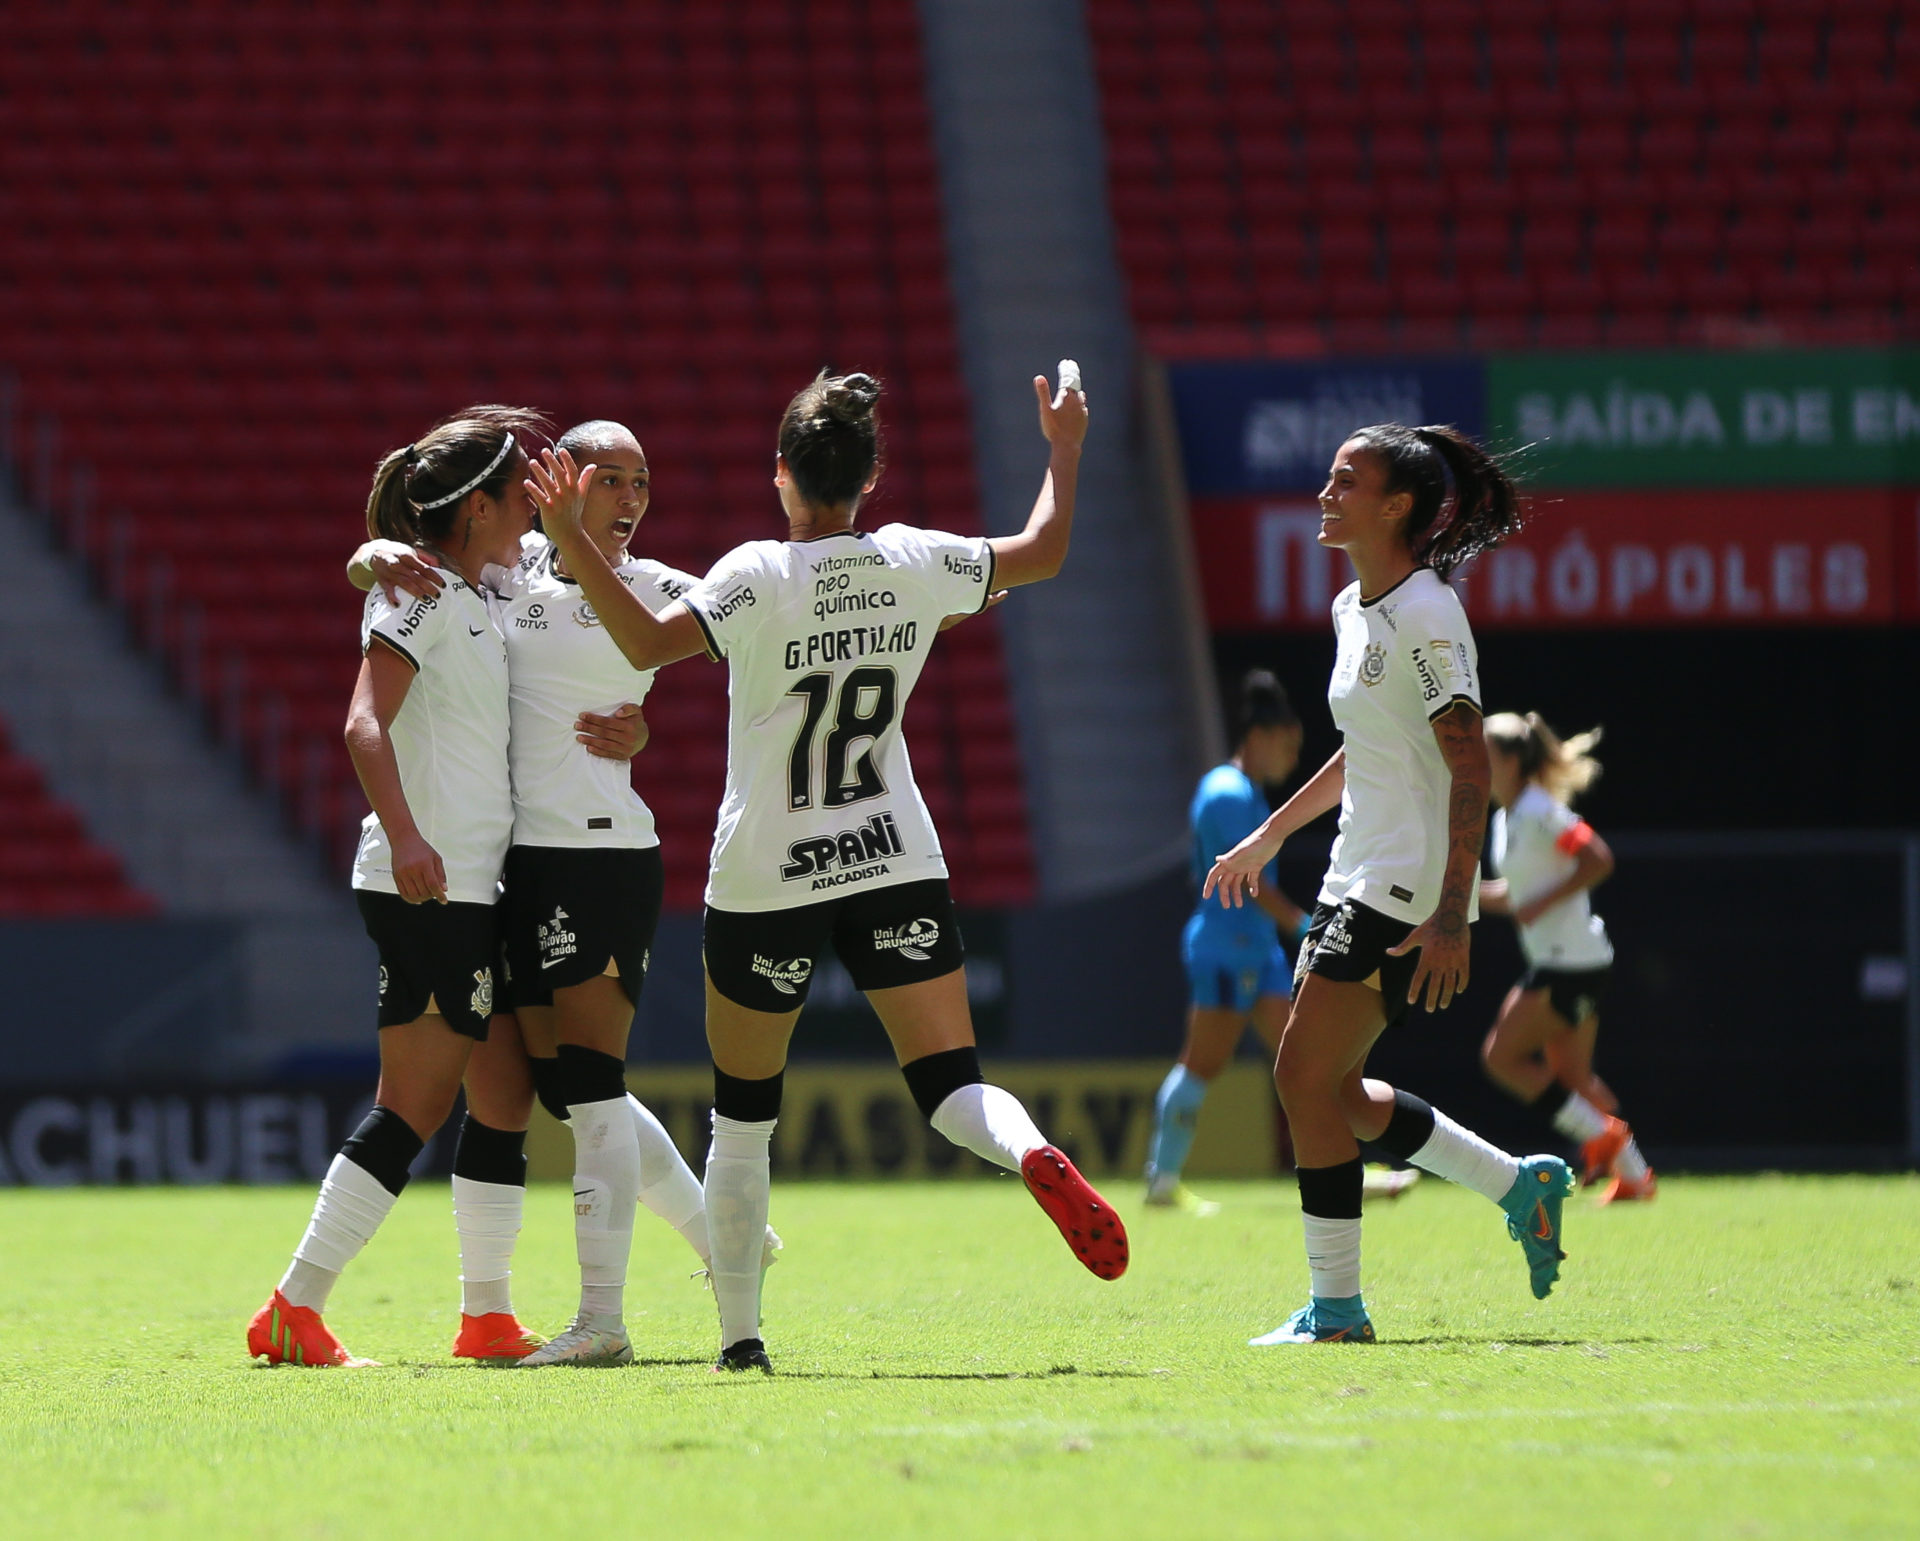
left=416, top=433, right=517, bottom=510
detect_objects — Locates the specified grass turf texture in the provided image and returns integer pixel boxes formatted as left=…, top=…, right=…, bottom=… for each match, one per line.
left=1, top=1176, right=1914, bottom=1540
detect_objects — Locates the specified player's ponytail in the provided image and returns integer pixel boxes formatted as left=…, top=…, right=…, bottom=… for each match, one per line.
left=1233, top=668, right=1299, bottom=745
left=779, top=370, right=884, bottom=508
left=1349, top=422, right=1522, bottom=580
left=1486, top=711, right=1603, bottom=804
left=363, top=404, right=553, bottom=546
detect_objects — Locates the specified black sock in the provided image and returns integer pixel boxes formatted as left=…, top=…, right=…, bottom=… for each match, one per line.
left=340, top=1105, right=426, bottom=1197
left=899, top=1046, right=984, bottom=1120
left=1531, top=1084, right=1573, bottom=1127
left=556, top=1043, right=629, bottom=1109
left=451, top=1117, right=527, bottom=1187
left=713, top=1066, right=784, bottom=1123
left=1295, top=1157, right=1364, bottom=1219
left=1372, top=1090, right=1436, bottom=1163
left=528, top=1055, right=569, bottom=1123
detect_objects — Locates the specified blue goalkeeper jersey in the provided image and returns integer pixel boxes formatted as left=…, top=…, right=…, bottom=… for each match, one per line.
left=1187, top=764, right=1280, bottom=946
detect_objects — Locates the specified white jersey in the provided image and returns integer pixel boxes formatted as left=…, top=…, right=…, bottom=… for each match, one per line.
left=682, top=523, right=996, bottom=912
left=492, top=536, right=698, bottom=849
left=1319, top=566, right=1482, bottom=926
left=1489, top=782, right=1614, bottom=970
left=351, top=575, right=512, bottom=907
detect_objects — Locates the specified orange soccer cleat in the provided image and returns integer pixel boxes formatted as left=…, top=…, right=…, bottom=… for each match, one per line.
left=247, top=1291, right=378, bottom=1368
left=1595, top=1169, right=1659, bottom=1206
left=1021, top=1144, right=1129, bottom=1280
left=1579, top=1115, right=1633, bottom=1186
left=451, top=1312, right=545, bottom=1363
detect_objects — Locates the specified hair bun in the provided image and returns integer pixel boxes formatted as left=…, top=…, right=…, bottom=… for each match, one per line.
left=822, top=372, right=881, bottom=424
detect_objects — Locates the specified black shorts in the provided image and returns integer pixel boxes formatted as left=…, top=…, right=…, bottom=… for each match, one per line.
left=1295, top=898, right=1420, bottom=1022
left=501, top=845, right=664, bottom=1010
left=1522, top=964, right=1610, bottom=1027
left=704, top=877, right=964, bottom=1013
left=355, top=890, right=500, bottom=1040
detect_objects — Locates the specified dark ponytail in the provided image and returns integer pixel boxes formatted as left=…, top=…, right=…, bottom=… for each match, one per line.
left=364, top=404, right=553, bottom=547
left=778, top=370, right=883, bottom=508
left=1347, top=422, right=1522, bottom=580
left=1233, top=668, right=1298, bottom=744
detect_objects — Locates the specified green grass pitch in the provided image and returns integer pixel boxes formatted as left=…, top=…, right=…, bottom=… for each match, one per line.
left=2, top=1175, right=1915, bottom=1539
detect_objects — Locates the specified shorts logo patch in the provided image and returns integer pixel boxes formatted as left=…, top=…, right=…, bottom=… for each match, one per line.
left=1360, top=642, right=1387, bottom=687
left=1570, top=993, right=1598, bottom=1023
left=640, top=948, right=650, bottom=976
left=377, top=965, right=390, bottom=1000
left=751, top=954, right=814, bottom=996
left=469, top=967, right=494, bottom=1018
left=538, top=906, right=578, bottom=970
left=1317, top=906, right=1356, bottom=959
left=872, top=917, right=939, bottom=961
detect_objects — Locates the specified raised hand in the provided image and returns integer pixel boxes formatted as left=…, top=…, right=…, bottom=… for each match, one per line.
left=368, top=541, right=444, bottom=606
left=526, top=447, right=596, bottom=546
left=1034, top=368, right=1088, bottom=451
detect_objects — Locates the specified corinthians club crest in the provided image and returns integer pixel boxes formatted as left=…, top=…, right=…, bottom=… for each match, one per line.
left=469, top=967, right=494, bottom=1018
left=1360, top=641, right=1387, bottom=687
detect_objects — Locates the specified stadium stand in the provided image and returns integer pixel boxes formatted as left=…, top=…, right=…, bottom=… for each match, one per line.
left=0, top=0, right=1033, bottom=912
left=0, top=716, right=153, bottom=917
left=1089, top=0, right=1918, bottom=355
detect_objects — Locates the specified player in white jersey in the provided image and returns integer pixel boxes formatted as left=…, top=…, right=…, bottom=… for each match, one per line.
left=526, top=366, right=1129, bottom=1373
left=1206, top=423, right=1573, bottom=1347
left=1480, top=712, right=1655, bottom=1204
left=352, top=418, right=776, bottom=1368
left=249, top=406, right=550, bottom=1369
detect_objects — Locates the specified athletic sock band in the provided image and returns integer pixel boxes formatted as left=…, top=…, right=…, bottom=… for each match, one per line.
left=557, top=1043, right=629, bottom=1107
left=528, top=1055, right=569, bottom=1124
left=1531, top=1083, right=1573, bottom=1120
left=1295, top=1157, right=1364, bottom=1220
left=1372, top=1090, right=1437, bottom=1164
left=339, top=1105, right=425, bottom=1197
left=451, top=1117, right=527, bottom=1188
left=900, top=1046, right=984, bottom=1119
left=714, top=1066, right=784, bottom=1124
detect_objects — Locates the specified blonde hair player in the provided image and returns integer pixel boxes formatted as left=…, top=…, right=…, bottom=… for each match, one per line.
left=1479, top=712, right=1653, bottom=1204
left=527, top=363, right=1129, bottom=1374
left=1205, top=423, right=1572, bottom=1346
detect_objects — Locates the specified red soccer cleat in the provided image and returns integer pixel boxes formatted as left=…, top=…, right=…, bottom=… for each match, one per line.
left=1595, top=1169, right=1659, bottom=1206
left=1580, top=1115, right=1632, bottom=1186
left=1020, top=1144, right=1129, bottom=1280
left=451, top=1312, right=544, bottom=1363
left=247, top=1291, right=377, bottom=1368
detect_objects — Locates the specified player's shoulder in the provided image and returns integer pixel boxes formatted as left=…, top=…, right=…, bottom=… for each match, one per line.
left=1511, top=781, right=1569, bottom=825
left=1196, top=762, right=1254, bottom=802
left=1392, top=568, right=1470, bottom=626
left=1332, top=579, right=1363, bottom=617
left=621, top=555, right=700, bottom=602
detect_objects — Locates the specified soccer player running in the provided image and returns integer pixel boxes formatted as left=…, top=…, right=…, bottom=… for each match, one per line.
left=250, top=406, right=548, bottom=1368
left=527, top=365, right=1128, bottom=1374
left=1145, top=669, right=1309, bottom=1214
left=1479, top=712, right=1654, bottom=1204
left=1206, top=424, right=1572, bottom=1346
left=353, top=419, right=777, bottom=1367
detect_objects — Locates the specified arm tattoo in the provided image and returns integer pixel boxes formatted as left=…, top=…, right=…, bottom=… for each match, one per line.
left=1431, top=702, right=1489, bottom=938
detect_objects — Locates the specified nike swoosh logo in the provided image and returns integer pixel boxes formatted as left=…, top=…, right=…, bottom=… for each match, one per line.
left=469, top=626, right=487, bottom=636
left=1533, top=1202, right=1553, bottom=1241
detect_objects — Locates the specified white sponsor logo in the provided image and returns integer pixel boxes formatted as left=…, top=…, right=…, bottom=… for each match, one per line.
left=538, top=905, right=578, bottom=969
left=377, top=965, right=389, bottom=999
left=750, top=955, right=814, bottom=996
left=873, top=917, right=939, bottom=961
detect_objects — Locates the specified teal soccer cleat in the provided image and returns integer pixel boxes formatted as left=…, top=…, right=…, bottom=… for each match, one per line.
left=1501, top=1155, right=1574, bottom=1299
left=1249, top=1295, right=1377, bottom=1346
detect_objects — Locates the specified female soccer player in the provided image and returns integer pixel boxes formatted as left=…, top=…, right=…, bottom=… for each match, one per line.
left=1206, top=423, right=1571, bottom=1347
left=1480, top=713, right=1653, bottom=1204
left=249, top=406, right=546, bottom=1368
left=1145, top=669, right=1308, bottom=1213
left=354, top=419, right=776, bottom=1368
left=527, top=366, right=1128, bottom=1373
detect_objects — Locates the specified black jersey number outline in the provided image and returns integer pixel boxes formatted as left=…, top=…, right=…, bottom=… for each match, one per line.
left=784, top=667, right=898, bottom=811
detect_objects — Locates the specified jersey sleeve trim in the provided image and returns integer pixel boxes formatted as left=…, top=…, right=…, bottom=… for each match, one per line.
left=974, top=545, right=998, bottom=613
left=1425, top=692, right=1480, bottom=722
left=1554, top=819, right=1596, bottom=855
left=366, top=631, right=420, bottom=672
left=682, top=598, right=723, bottom=661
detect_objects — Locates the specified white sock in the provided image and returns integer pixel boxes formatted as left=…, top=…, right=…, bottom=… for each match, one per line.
left=929, top=1083, right=1046, bottom=1172
left=279, top=1155, right=398, bottom=1311
left=629, top=1094, right=709, bottom=1261
left=704, top=1113, right=775, bottom=1348
left=571, top=1095, right=641, bottom=1325
left=1303, top=1214, right=1362, bottom=1299
left=451, top=1176, right=523, bottom=1318
left=1551, top=1091, right=1611, bottom=1143
left=1410, top=1108, right=1523, bottom=1204
left=1616, top=1133, right=1651, bottom=1182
